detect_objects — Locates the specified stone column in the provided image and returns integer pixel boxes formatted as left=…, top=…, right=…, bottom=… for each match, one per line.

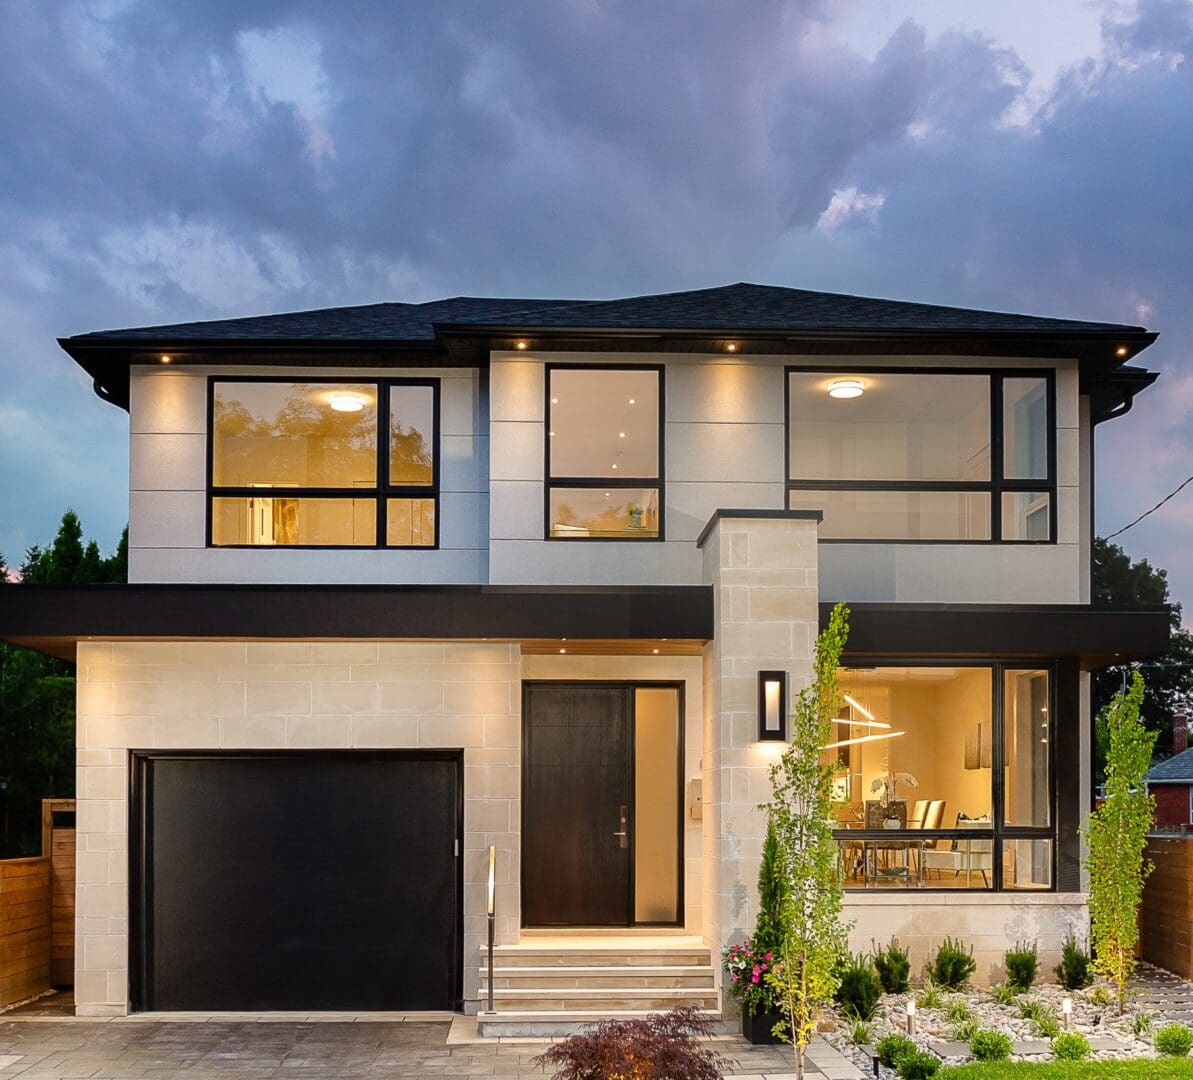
left=698, top=510, right=821, bottom=977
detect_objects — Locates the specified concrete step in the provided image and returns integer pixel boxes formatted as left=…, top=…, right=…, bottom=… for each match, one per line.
left=479, top=987, right=719, bottom=1011
left=476, top=1007, right=721, bottom=1038
left=488, top=944, right=711, bottom=968
left=479, top=965, right=715, bottom=989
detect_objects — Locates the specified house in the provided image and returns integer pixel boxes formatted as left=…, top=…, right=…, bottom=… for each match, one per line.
left=1147, top=713, right=1193, bottom=829
left=0, top=282, right=1171, bottom=1028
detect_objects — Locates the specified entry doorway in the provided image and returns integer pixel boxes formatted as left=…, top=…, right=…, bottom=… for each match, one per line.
left=521, top=682, right=684, bottom=927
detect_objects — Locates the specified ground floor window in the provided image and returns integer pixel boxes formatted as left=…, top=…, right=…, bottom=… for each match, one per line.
left=828, top=663, right=1054, bottom=891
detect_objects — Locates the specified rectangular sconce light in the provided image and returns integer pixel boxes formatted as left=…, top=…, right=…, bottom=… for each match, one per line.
left=758, top=670, right=787, bottom=741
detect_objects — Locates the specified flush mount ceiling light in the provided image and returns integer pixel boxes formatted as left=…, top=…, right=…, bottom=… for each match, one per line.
left=328, top=392, right=364, bottom=413
left=827, top=378, right=865, bottom=399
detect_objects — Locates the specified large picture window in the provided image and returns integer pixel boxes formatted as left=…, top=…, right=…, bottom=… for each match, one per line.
left=787, top=368, right=1055, bottom=542
left=545, top=365, right=663, bottom=540
left=829, top=663, right=1054, bottom=891
left=209, top=378, right=438, bottom=548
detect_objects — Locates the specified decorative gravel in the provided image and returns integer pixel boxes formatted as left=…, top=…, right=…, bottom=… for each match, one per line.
left=819, top=980, right=1171, bottom=1075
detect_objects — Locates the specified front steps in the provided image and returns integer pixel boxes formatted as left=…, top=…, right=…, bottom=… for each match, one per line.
left=476, top=936, right=720, bottom=1037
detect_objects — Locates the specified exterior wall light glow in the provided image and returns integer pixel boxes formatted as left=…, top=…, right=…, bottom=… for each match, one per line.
left=328, top=393, right=365, bottom=413
left=827, top=378, right=865, bottom=399
left=758, top=670, right=787, bottom=741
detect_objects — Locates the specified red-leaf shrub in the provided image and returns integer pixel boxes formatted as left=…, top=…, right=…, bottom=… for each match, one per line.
left=532, top=1006, right=724, bottom=1079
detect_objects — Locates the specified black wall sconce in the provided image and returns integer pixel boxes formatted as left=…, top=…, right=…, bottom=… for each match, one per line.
left=758, top=670, right=787, bottom=741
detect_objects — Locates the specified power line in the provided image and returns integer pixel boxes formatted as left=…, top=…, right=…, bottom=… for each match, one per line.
left=1105, top=473, right=1193, bottom=539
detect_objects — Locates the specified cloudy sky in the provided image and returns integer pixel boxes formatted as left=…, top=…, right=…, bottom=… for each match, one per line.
left=3, top=0, right=1192, bottom=606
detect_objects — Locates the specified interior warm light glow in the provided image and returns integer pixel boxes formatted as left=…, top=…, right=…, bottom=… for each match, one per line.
left=725, top=342, right=738, bottom=352
left=652, top=648, right=660, bottom=654
left=628, top=398, right=636, bottom=404
left=515, top=340, right=529, bottom=350
left=827, top=378, right=865, bottom=399
left=822, top=730, right=906, bottom=751
left=843, top=693, right=876, bottom=721
left=328, top=392, right=365, bottom=412
left=160, top=355, right=172, bottom=364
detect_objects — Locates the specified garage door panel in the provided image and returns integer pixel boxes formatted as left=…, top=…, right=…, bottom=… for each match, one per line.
left=133, top=752, right=460, bottom=1012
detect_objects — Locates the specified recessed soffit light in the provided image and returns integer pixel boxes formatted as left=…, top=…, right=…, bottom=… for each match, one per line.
left=329, top=392, right=365, bottom=413
left=828, top=378, right=865, bottom=399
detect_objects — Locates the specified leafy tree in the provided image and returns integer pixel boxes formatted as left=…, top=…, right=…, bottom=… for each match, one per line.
left=1093, top=538, right=1193, bottom=771
left=764, top=601, right=851, bottom=1079
left=0, top=511, right=126, bottom=856
left=1084, top=671, right=1155, bottom=1013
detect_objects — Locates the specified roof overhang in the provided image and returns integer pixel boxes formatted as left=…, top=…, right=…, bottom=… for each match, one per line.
left=827, top=602, right=1171, bottom=670
left=0, top=584, right=715, bottom=663
left=61, top=325, right=1159, bottom=412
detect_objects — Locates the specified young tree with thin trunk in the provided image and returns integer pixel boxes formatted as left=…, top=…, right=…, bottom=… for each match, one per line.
left=763, top=601, right=851, bottom=1078
left=1085, top=670, right=1155, bottom=1013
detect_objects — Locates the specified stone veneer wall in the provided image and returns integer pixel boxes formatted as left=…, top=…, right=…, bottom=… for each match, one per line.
left=845, top=894, right=1089, bottom=986
left=74, top=640, right=522, bottom=1016
left=699, top=514, right=820, bottom=979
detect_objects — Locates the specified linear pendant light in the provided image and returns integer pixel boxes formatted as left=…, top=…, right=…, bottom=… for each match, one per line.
left=822, top=730, right=906, bottom=752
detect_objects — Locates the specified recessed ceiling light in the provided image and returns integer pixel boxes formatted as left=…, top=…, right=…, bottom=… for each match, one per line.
left=515, top=340, right=529, bottom=350
left=827, top=378, right=865, bottom=400
left=618, top=431, right=626, bottom=438
left=549, top=430, right=556, bottom=437
left=551, top=397, right=559, bottom=404
left=652, top=648, right=660, bottom=654
left=628, top=398, right=636, bottom=405
left=611, top=463, right=618, bottom=469
left=559, top=647, right=567, bottom=654
left=160, top=355, right=172, bottom=364
left=725, top=342, right=738, bottom=352
left=329, top=392, right=365, bottom=412
left=605, top=492, right=611, bottom=497
left=1115, top=345, right=1129, bottom=357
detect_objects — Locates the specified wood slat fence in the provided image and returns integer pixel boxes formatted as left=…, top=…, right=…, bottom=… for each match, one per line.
left=0, top=799, right=75, bottom=1009
left=1141, top=834, right=1193, bottom=979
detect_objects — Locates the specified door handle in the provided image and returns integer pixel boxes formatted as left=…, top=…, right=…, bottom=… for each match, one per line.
left=615, top=805, right=628, bottom=848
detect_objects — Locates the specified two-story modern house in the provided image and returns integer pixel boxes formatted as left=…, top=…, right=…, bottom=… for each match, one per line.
left=0, top=283, right=1170, bottom=1030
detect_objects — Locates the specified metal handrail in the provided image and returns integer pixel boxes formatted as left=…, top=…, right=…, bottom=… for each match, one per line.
left=485, top=844, right=496, bottom=1014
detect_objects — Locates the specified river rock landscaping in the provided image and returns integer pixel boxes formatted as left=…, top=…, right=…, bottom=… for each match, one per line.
left=819, top=962, right=1193, bottom=1075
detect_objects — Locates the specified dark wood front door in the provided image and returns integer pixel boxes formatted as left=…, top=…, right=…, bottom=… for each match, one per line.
left=522, top=684, right=632, bottom=925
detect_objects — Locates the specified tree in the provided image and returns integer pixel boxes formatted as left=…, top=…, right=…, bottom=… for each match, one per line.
left=764, top=601, right=851, bottom=1079
left=0, top=511, right=127, bottom=856
left=1092, top=538, right=1193, bottom=771
left=1084, top=671, right=1155, bottom=1013
left=753, top=821, right=788, bottom=956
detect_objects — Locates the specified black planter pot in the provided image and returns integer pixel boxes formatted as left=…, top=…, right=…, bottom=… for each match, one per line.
left=742, top=1009, right=785, bottom=1045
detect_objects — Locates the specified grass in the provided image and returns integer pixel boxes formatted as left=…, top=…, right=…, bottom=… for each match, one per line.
left=939, top=1061, right=1193, bottom=1078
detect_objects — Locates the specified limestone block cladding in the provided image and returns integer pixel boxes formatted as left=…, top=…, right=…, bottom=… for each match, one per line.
left=698, top=512, right=820, bottom=971
left=75, top=640, right=522, bottom=1016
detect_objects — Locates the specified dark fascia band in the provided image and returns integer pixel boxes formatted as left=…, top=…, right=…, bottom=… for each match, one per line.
left=695, top=508, right=823, bottom=549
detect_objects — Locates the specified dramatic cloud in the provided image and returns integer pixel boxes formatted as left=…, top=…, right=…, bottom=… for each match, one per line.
left=2, top=0, right=1192, bottom=608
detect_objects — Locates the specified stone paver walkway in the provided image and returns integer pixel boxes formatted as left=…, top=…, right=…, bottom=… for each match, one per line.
left=0, top=1018, right=860, bottom=1079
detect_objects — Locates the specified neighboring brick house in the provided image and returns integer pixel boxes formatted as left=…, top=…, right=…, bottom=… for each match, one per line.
left=0, top=282, right=1172, bottom=1029
left=1148, top=714, right=1193, bottom=829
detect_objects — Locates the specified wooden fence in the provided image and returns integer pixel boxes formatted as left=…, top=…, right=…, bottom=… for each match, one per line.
left=0, top=799, right=75, bottom=1009
left=1141, top=835, right=1193, bottom=979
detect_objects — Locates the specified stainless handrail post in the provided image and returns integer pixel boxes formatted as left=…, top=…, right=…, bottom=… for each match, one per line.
left=486, top=844, right=496, bottom=1014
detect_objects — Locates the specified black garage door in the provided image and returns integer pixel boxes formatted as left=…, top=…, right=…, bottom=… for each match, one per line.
left=131, top=751, right=461, bottom=1012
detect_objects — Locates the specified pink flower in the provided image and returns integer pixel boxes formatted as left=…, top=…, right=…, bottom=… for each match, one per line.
left=751, top=973, right=760, bottom=984
left=731, top=973, right=739, bottom=982
left=765, top=952, right=773, bottom=961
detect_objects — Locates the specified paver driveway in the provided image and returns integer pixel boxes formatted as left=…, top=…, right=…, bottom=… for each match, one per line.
left=0, top=1019, right=858, bottom=1079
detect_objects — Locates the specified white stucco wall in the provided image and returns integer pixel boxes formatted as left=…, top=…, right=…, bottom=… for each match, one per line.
left=127, top=364, right=489, bottom=584
left=488, top=351, right=1087, bottom=603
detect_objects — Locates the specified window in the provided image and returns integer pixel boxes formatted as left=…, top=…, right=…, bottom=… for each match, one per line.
left=829, top=664, right=1054, bottom=890
left=545, top=366, right=663, bottom=539
left=209, top=378, right=438, bottom=547
left=786, top=369, right=1054, bottom=542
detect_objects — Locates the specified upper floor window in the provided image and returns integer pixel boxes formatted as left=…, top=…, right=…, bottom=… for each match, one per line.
left=546, top=365, right=663, bottom=540
left=786, top=368, right=1054, bottom=542
left=208, top=378, right=438, bottom=548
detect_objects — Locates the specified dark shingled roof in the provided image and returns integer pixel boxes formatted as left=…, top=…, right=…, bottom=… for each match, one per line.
left=67, top=282, right=1147, bottom=343
left=1147, top=747, right=1193, bottom=783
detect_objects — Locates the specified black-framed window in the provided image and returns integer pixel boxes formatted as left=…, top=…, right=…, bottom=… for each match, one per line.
left=207, top=377, right=439, bottom=548
left=829, top=661, right=1056, bottom=892
left=545, top=364, right=664, bottom=541
left=786, top=367, right=1056, bottom=543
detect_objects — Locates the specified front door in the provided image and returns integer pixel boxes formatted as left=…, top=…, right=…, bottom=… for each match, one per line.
left=522, top=684, right=632, bottom=925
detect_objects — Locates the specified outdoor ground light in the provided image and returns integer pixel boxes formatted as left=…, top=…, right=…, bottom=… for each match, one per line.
left=1062, top=996, right=1073, bottom=1028
left=758, top=670, right=787, bottom=741
left=905, top=999, right=916, bottom=1035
